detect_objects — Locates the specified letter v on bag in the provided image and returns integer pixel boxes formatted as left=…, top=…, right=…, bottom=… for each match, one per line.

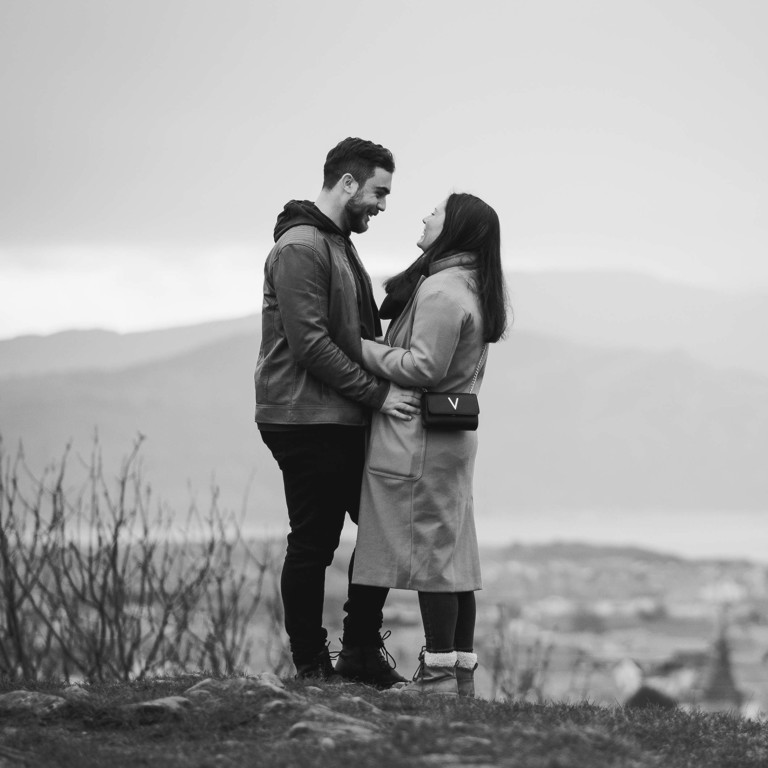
left=447, top=396, right=459, bottom=410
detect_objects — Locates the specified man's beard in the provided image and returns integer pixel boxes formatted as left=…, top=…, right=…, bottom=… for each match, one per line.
left=344, top=196, right=373, bottom=234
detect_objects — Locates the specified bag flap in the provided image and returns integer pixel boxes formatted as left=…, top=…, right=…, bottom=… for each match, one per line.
left=423, top=393, right=479, bottom=416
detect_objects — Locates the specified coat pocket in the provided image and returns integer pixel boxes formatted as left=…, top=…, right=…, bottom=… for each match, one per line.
left=366, top=412, right=426, bottom=480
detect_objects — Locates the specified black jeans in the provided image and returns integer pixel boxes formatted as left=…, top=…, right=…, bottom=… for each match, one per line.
left=418, top=591, right=476, bottom=654
left=260, top=426, right=389, bottom=663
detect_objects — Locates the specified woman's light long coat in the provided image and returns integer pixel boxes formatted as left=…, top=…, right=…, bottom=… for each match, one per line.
left=352, top=253, right=486, bottom=592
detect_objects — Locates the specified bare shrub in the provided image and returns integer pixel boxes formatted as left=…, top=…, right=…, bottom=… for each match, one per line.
left=260, top=544, right=292, bottom=677
left=0, top=436, right=282, bottom=682
left=195, top=497, right=271, bottom=676
left=482, top=603, right=555, bottom=702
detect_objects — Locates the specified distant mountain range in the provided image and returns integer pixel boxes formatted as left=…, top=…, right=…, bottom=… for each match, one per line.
left=1, top=270, right=766, bottom=537
left=506, top=271, right=768, bottom=377
left=2, top=270, right=767, bottom=378
left=0, top=315, right=260, bottom=378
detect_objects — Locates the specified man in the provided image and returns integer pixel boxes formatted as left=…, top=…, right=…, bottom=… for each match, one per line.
left=255, top=137, right=419, bottom=685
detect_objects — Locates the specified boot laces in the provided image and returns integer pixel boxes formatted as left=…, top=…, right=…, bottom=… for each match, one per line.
left=336, top=631, right=399, bottom=672
left=411, top=646, right=426, bottom=681
left=376, top=630, right=398, bottom=671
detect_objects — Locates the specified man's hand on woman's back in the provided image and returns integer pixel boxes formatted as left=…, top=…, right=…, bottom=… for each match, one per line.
left=380, top=383, right=421, bottom=421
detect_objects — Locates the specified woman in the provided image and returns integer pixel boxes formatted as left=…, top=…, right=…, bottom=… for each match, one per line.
left=352, top=192, right=508, bottom=696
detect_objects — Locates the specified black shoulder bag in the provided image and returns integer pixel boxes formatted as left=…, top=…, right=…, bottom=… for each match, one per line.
left=421, top=345, right=487, bottom=431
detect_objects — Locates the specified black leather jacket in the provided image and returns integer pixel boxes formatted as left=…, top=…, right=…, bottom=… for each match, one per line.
left=254, top=201, right=389, bottom=426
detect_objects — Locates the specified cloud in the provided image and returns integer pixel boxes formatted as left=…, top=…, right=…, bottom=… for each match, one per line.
left=2, top=0, right=768, bottom=335
left=0, top=244, right=263, bottom=338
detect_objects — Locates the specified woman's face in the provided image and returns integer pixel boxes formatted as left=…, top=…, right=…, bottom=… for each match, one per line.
left=417, top=199, right=447, bottom=251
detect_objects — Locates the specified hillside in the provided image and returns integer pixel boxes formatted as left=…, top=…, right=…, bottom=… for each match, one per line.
left=479, top=331, right=768, bottom=510
left=2, top=676, right=766, bottom=768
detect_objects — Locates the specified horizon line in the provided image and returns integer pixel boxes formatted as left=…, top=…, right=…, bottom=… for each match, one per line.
left=2, top=264, right=767, bottom=342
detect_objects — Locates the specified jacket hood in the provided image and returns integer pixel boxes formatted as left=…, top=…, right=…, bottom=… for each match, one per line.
left=273, top=200, right=345, bottom=242
left=272, top=199, right=382, bottom=340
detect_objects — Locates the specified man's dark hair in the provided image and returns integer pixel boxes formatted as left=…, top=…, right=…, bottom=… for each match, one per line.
left=322, top=137, right=395, bottom=189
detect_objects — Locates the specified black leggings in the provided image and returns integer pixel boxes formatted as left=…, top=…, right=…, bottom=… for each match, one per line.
left=418, top=591, right=476, bottom=653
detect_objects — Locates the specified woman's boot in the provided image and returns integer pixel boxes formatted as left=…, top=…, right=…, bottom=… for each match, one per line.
left=400, top=650, right=458, bottom=696
left=456, top=651, right=478, bottom=697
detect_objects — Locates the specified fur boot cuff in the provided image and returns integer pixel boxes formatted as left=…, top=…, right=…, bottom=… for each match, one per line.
left=423, top=651, right=458, bottom=669
left=456, top=651, right=478, bottom=670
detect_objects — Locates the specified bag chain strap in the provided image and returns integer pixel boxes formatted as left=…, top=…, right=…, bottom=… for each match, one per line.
left=468, top=345, right=488, bottom=395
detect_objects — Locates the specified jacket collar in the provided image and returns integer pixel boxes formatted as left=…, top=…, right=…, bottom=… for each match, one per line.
left=428, top=252, right=478, bottom=275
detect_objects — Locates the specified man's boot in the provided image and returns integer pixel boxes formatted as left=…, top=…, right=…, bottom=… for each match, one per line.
left=399, top=650, right=459, bottom=696
left=334, top=631, right=407, bottom=688
left=294, top=644, right=342, bottom=682
left=456, top=651, right=478, bottom=697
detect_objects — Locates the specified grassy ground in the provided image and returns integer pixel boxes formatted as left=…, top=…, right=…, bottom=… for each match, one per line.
left=0, top=676, right=766, bottom=767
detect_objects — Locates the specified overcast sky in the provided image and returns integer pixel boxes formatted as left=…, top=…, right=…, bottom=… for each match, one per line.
left=1, top=0, right=767, bottom=338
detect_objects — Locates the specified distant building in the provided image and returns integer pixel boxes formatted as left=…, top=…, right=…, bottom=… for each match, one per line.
left=694, top=624, right=743, bottom=712
left=614, top=622, right=745, bottom=713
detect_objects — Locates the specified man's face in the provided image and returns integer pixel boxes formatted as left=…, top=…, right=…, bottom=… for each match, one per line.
left=344, top=167, right=393, bottom=234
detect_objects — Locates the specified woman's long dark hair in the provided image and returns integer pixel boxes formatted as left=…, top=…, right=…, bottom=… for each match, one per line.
left=382, top=193, right=509, bottom=342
